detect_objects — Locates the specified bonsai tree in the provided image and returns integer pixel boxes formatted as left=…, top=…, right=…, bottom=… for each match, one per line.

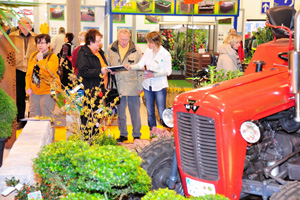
left=0, top=54, right=17, bottom=166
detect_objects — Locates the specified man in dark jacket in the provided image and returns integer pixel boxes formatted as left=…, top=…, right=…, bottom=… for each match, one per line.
left=77, top=29, right=108, bottom=137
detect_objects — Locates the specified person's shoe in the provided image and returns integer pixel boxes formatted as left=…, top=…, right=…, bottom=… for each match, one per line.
left=116, top=136, right=128, bottom=142
left=134, top=137, right=140, bottom=140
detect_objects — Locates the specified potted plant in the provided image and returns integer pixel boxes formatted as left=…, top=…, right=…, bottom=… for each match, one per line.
left=0, top=54, right=17, bottom=167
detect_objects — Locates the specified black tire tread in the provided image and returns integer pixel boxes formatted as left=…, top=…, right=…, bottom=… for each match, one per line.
left=270, top=181, right=300, bottom=200
left=138, top=138, right=184, bottom=195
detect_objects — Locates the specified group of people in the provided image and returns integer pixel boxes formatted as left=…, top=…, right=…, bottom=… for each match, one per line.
left=76, top=28, right=172, bottom=142
left=11, top=18, right=172, bottom=143
left=11, top=19, right=75, bottom=130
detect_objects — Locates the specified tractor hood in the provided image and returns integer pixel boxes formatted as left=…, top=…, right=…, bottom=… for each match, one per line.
left=174, top=67, right=294, bottom=124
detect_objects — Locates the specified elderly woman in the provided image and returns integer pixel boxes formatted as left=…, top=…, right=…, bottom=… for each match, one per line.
left=77, top=29, right=108, bottom=136
left=217, top=33, right=243, bottom=73
left=126, top=31, right=172, bottom=131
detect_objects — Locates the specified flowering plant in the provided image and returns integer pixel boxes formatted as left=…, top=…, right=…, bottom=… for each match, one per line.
left=150, top=126, right=173, bottom=142
left=34, top=56, right=118, bottom=144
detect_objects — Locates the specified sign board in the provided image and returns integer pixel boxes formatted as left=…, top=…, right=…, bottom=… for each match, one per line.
left=110, top=0, right=240, bottom=17
left=261, top=2, right=270, bottom=13
left=274, top=0, right=295, bottom=7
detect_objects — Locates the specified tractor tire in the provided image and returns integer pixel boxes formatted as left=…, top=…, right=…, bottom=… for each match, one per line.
left=270, top=181, right=300, bottom=200
left=138, top=138, right=184, bottom=196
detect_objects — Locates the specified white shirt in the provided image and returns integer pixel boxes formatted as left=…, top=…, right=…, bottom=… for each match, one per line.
left=134, top=46, right=172, bottom=91
left=51, top=33, right=65, bottom=55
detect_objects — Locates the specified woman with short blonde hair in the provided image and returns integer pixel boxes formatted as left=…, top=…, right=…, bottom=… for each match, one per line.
left=217, top=33, right=243, bottom=73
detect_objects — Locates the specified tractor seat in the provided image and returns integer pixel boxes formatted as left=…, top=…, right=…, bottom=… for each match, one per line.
left=266, top=6, right=296, bottom=39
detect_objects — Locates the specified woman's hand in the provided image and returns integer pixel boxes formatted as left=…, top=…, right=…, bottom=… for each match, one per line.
left=102, top=67, right=108, bottom=74
left=124, top=64, right=131, bottom=70
left=144, top=70, right=154, bottom=79
left=26, top=88, right=33, bottom=97
left=36, top=52, right=43, bottom=61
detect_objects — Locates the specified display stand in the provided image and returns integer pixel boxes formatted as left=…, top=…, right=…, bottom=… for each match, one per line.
left=185, top=52, right=219, bottom=78
left=0, top=35, right=17, bottom=148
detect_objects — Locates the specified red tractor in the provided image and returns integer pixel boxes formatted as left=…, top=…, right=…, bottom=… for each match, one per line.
left=139, top=6, right=300, bottom=200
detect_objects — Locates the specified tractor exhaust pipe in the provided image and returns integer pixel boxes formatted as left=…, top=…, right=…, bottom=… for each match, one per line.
left=290, top=10, right=300, bottom=122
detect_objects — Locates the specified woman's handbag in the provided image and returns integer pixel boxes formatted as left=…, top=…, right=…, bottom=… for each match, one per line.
left=106, top=73, right=120, bottom=105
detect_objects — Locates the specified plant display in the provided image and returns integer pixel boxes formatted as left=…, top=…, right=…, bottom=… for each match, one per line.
left=31, top=55, right=118, bottom=144
left=245, top=25, right=273, bottom=62
left=161, top=29, right=186, bottom=71
left=142, top=188, right=229, bottom=200
left=61, top=192, right=105, bottom=200
left=187, top=65, right=244, bottom=88
left=187, top=29, right=208, bottom=53
left=0, top=54, right=17, bottom=139
left=252, top=25, right=273, bottom=46
left=6, top=177, right=63, bottom=200
left=150, top=126, right=173, bottom=142
left=33, top=140, right=152, bottom=199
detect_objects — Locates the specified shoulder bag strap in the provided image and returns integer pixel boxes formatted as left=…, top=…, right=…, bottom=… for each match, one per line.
left=111, top=74, right=118, bottom=89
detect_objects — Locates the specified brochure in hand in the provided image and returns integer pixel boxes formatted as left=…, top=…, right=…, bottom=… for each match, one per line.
left=108, top=65, right=128, bottom=72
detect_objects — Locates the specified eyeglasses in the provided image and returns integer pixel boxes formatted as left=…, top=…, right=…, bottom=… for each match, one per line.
left=37, top=42, right=47, bottom=45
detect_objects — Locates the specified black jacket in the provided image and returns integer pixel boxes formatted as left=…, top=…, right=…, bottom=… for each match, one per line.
left=77, top=45, right=108, bottom=90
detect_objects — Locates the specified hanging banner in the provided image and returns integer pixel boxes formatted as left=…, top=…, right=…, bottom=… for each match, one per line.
left=110, top=0, right=240, bottom=17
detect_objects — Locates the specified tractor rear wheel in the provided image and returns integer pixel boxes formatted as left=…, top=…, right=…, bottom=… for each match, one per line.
left=138, top=138, right=184, bottom=195
left=270, top=181, right=300, bottom=200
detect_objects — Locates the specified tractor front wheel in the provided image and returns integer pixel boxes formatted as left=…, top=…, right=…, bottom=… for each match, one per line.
left=270, top=181, right=300, bottom=200
left=138, top=138, right=184, bottom=195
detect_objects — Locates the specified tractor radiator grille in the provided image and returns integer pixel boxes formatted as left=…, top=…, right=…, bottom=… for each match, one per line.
left=177, top=112, right=219, bottom=181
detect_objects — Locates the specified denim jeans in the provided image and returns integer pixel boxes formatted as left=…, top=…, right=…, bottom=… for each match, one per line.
left=117, top=96, right=141, bottom=138
left=143, top=87, right=167, bottom=131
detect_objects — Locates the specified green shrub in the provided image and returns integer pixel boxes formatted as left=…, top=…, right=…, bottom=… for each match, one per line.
left=0, top=55, right=17, bottom=139
left=142, top=188, right=186, bottom=200
left=190, top=194, right=229, bottom=200
left=142, top=188, right=229, bottom=200
left=34, top=141, right=151, bottom=199
left=91, top=132, right=117, bottom=146
left=61, top=192, right=105, bottom=200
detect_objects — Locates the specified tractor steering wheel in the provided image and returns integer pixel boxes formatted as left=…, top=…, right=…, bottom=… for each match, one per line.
left=278, top=52, right=288, bottom=61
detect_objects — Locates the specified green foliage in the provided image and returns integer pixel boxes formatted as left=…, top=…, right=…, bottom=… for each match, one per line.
left=142, top=188, right=185, bottom=200
left=61, top=192, right=105, bottom=200
left=142, top=188, right=229, bottom=200
left=6, top=177, right=63, bottom=200
left=189, top=194, right=229, bottom=200
left=161, top=29, right=186, bottom=71
left=198, top=66, right=243, bottom=87
left=0, top=55, right=17, bottom=139
left=33, top=140, right=151, bottom=199
left=252, top=26, right=273, bottom=46
left=187, top=29, right=208, bottom=53
left=0, top=54, right=4, bottom=79
left=5, top=177, right=19, bottom=187
left=92, top=132, right=117, bottom=146
left=244, top=50, right=255, bottom=64
left=67, top=132, right=117, bottom=146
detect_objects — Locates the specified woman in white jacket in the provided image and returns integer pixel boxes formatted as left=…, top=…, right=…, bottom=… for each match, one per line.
left=126, top=31, right=172, bottom=130
left=217, top=34, right=243, bottom=73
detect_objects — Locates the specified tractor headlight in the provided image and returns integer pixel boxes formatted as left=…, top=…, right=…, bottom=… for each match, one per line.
left=240, top=121, right=261, bottom=143
left=162, top=107, right=173, bottom=128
